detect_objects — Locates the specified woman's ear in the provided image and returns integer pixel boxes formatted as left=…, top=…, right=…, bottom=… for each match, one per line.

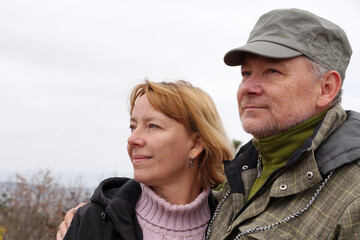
left=190, top=135, right=204, bottom=159
left=316, top=70, right=342, bottom=109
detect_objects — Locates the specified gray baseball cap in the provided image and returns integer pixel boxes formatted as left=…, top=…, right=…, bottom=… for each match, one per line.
left=224, top=8, right=352, bottom=81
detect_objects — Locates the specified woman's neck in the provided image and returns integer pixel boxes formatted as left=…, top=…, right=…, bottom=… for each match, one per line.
left=150, top=182, right=202, bottom=205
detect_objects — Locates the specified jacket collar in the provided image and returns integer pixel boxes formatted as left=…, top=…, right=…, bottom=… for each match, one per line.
left=91, top=177, right=142, bottom=209
left=224, top=141, right=258, bottom=194
left=315, top=109, right=360, bottom=175
left=91, top=177, right=142, bottom=240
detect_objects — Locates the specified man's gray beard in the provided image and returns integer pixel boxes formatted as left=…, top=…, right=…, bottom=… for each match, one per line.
left=241, top=114, right=314, bottom=140
left=241, top=118, right=278, bottom=139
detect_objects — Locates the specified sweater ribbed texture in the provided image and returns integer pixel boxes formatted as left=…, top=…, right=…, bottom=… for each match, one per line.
left=135, top=183, right=211, bottom=240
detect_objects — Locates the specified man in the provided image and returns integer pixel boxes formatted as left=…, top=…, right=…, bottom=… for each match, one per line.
left=57, top=8, right=360, bottom=240
left=206, top=8, right=360, bottom=240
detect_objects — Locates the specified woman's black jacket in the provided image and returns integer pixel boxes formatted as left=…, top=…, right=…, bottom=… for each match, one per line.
left=64, top=177, right=217, bottom=240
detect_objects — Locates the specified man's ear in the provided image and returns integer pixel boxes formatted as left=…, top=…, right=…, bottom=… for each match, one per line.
left=190, top=135, right=204, bottom=159
left=316, top=70, right=342, bottom=109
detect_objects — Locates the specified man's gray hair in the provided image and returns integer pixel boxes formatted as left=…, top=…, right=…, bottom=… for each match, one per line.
left=305, top=57, right=342, bottom=106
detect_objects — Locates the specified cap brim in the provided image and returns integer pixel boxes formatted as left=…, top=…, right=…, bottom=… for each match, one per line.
left=224, top=41, right=303, bottom=66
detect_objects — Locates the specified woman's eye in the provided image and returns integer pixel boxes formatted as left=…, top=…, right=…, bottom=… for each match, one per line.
left=129, top=125, right=136, bottom=132
left=148, top=124, right=159, bottom=129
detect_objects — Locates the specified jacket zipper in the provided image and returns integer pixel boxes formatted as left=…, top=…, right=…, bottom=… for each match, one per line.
left=232, top=171, right=333, bottom=240
left=256, top=154, right=262, bottom=177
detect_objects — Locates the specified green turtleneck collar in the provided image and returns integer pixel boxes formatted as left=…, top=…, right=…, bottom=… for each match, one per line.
left=247, top=111, right=327, bottom=200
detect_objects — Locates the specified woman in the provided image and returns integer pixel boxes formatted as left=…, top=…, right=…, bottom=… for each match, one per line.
left=60, top=80, right=234, bottom=240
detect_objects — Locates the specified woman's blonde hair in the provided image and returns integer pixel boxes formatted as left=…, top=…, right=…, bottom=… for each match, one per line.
left=129, top=79, right=234, bottom=189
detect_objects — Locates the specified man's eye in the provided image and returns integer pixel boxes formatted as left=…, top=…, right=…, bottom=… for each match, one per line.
left=129, top=125, right=136, bottom=132
left=268, top=69, right=278, bottom=73
left=242, top=71, right=251, bottom=77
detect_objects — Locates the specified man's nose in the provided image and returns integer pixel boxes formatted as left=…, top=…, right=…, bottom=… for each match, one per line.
left=239, top=75, right=263, bottom=95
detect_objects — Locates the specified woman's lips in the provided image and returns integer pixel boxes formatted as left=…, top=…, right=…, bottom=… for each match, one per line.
left=132, top=155, right=151, bottom=164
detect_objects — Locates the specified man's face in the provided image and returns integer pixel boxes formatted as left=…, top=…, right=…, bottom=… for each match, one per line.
left=237, top=54, right=322, bottom=139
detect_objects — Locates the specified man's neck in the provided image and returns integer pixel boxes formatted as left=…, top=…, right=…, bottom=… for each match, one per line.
left=247, top=111, right=327, bottom=200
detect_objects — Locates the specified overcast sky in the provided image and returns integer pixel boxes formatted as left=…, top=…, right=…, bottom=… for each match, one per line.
left=1, top=0, right=359, bottom=187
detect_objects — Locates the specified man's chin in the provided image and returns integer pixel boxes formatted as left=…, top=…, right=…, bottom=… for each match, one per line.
left=241, top=120, right=277, bottom=139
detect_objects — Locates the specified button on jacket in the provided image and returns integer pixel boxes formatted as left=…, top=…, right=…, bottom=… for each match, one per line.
left=207, top=105, right=360, bottom=240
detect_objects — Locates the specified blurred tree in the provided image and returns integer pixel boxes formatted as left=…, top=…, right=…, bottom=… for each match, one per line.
left=0, top=227, right=5, bottom=240
left=0, top=169, right=91, bottom=240
left=232, top=139, right=242, bottom=151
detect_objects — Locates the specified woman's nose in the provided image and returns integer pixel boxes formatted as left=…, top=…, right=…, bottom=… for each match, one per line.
left=127, top=128, right=145, bottom=146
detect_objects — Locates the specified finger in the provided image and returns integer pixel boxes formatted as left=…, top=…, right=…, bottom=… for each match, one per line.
left=78, top=202, right=87, bottom=208
left=57, top=221, right=67, bottom=240
left=64, top=209, right=75, bottom=227
left=56, top=231, right=62, bottom=240
left=64, top=202, right=87, bottom=226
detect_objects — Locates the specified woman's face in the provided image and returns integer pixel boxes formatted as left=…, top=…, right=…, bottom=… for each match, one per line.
left=127, top=95, right=198, bottom=189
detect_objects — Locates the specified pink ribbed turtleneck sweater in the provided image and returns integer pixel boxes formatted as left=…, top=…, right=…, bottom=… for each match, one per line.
left=135, top=183, right=211, bottom=240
